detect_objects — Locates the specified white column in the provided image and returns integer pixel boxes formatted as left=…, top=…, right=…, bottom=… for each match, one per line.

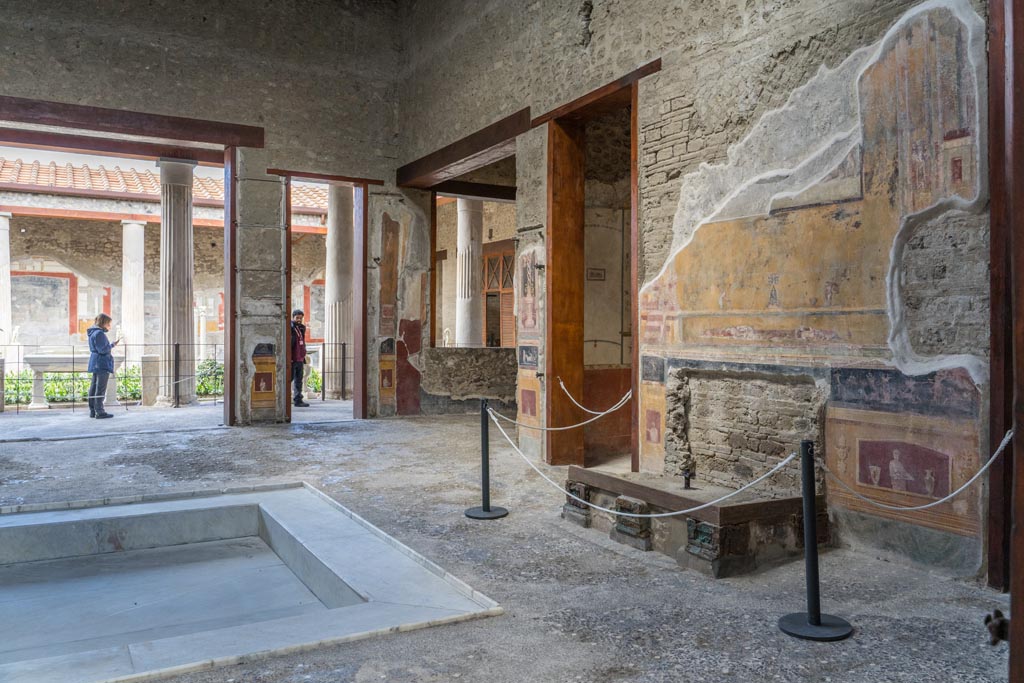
left=156, top=159, right=197, bottom=406
left=0, top=212, right=12, bottom=350
left=120, top=220, right=146, bottom=364
left=455, top=198, right=483, bottom=347
left=324, top=185, right=354, bottom=399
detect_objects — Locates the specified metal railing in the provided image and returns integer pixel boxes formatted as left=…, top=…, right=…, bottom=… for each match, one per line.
left=313, top=342, right=352, bottom=401
left=0, top=342, right=224, bottom=414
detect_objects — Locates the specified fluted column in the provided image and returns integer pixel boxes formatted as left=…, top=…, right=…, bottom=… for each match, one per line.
left=324, top=185, right=354, bottom=399
left=156, top=159, right=197, bottom=405
left=120, top=220, right=146, bottom=364
left=0, top=212, right=11, bottom=350
left=455, top=198, right=483, bottom=347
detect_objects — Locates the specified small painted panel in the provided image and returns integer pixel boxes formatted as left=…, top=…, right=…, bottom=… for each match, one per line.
left=517, top=371, right=541, bottom=427
left=518, top=345, right=539, bottom=369
left=856, top=440, right=951, bottom=498
left=378, top=212, right=400, bottom=337
left=641, top=355, right=666, bottom=384
left=521, top=389, right=538, bottom=417
left=644, top=409, right=662, bottom=444
left=825, top=406, right=980, bottom=537
left=518, top=249, right=539, bottom=339
left=639, top=381, right=667, bottom=473
left=379, top=338, right=396, bottom=355
left=397, top=319, right=422, bottom=415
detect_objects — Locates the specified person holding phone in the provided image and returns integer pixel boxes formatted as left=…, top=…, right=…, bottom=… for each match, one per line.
left=87, top=313, right=119, bottom=418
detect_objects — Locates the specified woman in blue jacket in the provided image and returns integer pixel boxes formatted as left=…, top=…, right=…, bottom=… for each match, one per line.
left=87, top=313, right=119, bottom=418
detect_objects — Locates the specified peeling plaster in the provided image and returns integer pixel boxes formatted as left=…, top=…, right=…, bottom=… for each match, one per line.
left=645, top=0, right=987, bottom=383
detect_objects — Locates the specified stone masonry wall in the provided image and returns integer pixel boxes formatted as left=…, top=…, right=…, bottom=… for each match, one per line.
left=901, top=210, right=990, bottom=358
left=420, top=347, right=517, bottom=403
left=664, top=370, right=826, bottom=498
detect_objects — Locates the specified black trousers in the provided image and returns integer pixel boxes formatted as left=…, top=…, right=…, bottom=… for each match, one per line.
left=292, top=361, right=305, bottom=404
left=89, top=371, right=110, bottom=415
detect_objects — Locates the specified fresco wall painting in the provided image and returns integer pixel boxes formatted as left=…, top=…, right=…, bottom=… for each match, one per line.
left=635, top=1, right=987, bottom=541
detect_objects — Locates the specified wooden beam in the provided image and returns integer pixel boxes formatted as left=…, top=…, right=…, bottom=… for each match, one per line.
left=988, top=0, right=1013, bottom=592
left=0, top=128, right=224, bottom=164
left=396, top=108, right=531, bottom=189
left=223, top=147, right=238, bottom=427
left=544, top=118, right=586, bottom=466
left=532, top=59, right=662, bottom=127
left=0, top=95, right=264, bottom=148
left=433, top=180, right=516, bottom=203
left=429, top=191, right=438, bottom=349
left=266, top=168, right=385, bottom=186
left=1008, top=0, right=1024, bottom=675
left=285, top=177, right=293, bottom=424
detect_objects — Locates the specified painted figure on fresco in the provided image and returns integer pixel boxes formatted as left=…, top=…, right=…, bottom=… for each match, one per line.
left=924, top=469, right=937, bottom=497
left=521, top=389, right=537, bottom=417
left=888, top=449, right=915, bottom=491
left=646, top=410, right=662, bottom=444
left=519, top=250, right=538, bottom=333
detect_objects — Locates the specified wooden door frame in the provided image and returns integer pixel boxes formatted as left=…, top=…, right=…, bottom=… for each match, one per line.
left=995, top=0, right=1024, bottom=674
left=539, top=60, right=661, bottom=468
left=269, top=169, right=383, bottom=420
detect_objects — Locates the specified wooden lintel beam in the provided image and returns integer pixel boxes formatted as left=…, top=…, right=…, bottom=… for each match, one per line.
left=397, top=108, right=531, bottom=189
left=531, top=59, right=662, bottom=127
left=433, top=180, right=516, bottom=203
left=0, top=95, right=264, bottom=148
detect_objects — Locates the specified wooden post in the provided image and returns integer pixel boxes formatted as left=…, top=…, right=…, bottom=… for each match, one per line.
left=544, top=118, right=586, bottom=466
left=1005, top=0, right=1024, bottom=676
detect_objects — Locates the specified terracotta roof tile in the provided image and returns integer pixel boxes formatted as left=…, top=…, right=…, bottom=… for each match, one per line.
left=0, top=157, right=328, bottom=211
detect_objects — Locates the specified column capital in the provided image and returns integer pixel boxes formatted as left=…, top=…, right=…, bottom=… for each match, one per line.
left=157, top=158, right=198, bottom=186
left=0, top=211, right=12, bottom=223
left=120, top=218, right=148, bottom=228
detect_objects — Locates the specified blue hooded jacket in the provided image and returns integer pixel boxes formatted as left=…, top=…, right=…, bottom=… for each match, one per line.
left=87, top=325, right=114, bottom=374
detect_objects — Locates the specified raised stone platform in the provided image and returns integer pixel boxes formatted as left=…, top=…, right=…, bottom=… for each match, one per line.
left=563, top=466, right=825, bottom=577
left=0, top=483, right=500, bottom=682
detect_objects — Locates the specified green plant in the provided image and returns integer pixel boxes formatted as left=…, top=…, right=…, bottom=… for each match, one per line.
left=196, top=359, right=224, bottom=397
left=308, top=367, right=322, bottom=393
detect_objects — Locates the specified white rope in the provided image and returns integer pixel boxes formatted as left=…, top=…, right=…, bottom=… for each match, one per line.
left=557, top=376, right=603, bottom=415
left=823, top=429, right=1014, bottom=512
left=490, top=389, right=632, bottom=431
left=487, top=408, right=798, bottom=518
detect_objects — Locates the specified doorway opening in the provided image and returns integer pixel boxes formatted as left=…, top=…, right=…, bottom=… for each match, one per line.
left=273, top=169, right=380, bottom=423
left=0, top=144, right=230, bottom=435
left=432, top=166, right=517, bottom=350
left=543, top=77, right=642, bottom=469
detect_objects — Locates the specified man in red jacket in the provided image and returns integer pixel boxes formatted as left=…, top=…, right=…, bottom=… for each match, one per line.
left=290, top=309, right=310, bottom=407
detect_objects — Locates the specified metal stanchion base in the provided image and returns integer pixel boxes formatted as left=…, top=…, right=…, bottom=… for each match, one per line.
left=465, top=506, right=508, bottom=520
left=778, top=613, right=853, bottom=641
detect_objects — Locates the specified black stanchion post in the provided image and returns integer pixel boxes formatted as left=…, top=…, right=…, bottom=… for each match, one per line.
left=173, top=342, right=180, bottom=408
left=465, top=398, right=508, bottom=520
left=341, top=342, right=347, bottom=400
left=779, top=439, right=853, bottom=641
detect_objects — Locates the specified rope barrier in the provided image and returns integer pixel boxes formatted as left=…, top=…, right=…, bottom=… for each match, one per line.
left=822, top=429, right=1014, bottom=512
left=557, top=376, right=604, bottom=415
left=490, top=390, right=632, bottom=431
left=487, top=407, right=797, bottom=519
